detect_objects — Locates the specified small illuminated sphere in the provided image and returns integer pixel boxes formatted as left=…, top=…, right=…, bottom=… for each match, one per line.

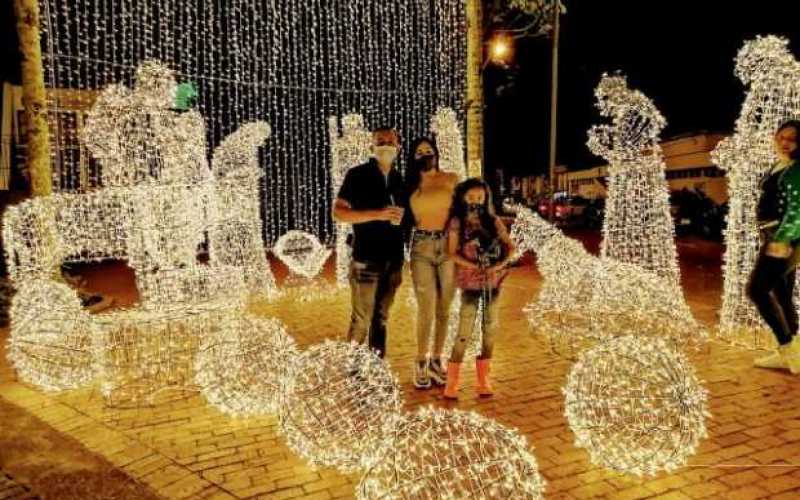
left=279, top=340, right=402, bottom=472
left=489, top=34, right=512, bottom=65
left=358, top=407, right=545, bottom=499
left=8, top=280, right=94, bottom=391
left=195, top=316, right=297, bottom=417
left=564, top=335, right=710, bottom=477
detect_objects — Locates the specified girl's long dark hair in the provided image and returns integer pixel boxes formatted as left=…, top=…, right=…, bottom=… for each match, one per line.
left=777, top=120, right=800, bottom=160
left=405, top=137, right=440, bottom=194
left=449, top=177, right=498, bottom=241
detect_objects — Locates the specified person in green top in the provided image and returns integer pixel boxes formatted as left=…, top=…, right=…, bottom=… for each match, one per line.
left=749, top=120, right=800, bottom=373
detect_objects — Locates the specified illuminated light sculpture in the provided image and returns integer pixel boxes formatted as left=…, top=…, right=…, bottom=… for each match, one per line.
left=510, top=206, right=705, bottom=356
left=587, top=73, right=680, bottom=286
left=195, top=316, right=297, bottom=417
left=358, top=406, right=545, bottom=499
left=3, top=61, right=283, bottom=407
left=713, top=35, right=800, bottom=349
left=564, top=335, right=709, bottom=477
left=210, top=121, right=278, bottom=299
left=7, top=279, right=93, bottom=391
left=279, top=340, right=402, bottom=472
left=273, top=230, right=332, bottom=280
left=329, top=114, right=373, bottom=287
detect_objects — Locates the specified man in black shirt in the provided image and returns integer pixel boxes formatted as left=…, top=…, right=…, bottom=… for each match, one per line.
left=333, top=127, right=406, bottom=358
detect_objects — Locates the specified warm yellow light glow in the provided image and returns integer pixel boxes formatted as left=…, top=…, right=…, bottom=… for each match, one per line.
left=489, top=34, right=513, bottom=65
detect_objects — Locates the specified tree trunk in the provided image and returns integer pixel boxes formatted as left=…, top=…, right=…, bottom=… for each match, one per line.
left=466, top=0, right=483, bottom=178
left=13, top=0, right=52, bottom=196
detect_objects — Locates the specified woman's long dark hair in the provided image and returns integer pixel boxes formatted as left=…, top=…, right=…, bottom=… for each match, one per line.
left=405, top=137, right=440, bottom=194
left=449, top=177, right=498, bottom=242
left=777, top=120, right=800, bottom=160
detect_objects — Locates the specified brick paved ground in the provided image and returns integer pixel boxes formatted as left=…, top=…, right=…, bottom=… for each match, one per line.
left=1, top=239, right=799, bottom=499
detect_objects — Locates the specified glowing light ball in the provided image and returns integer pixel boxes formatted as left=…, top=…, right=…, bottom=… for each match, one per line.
left=273, top=230, right=331, bottom=280
left=564, top=335, right=709, bottom=476
left=7, top=279, right=94, bottom=391
left=279, top=340, right=402, bottom=472
left=358, top=407, right=545, bottom=499
left=195, top=316, right=297, bottom=417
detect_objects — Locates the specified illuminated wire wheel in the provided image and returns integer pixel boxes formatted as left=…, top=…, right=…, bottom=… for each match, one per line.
left=279, top=340, right=402, bottom=472
left=195, top=316, right=297, bottom=417
left=564, top=335, right=709, bottom=476
left=358, top=407, right=545, bottom=499
left=8, top=280, right=94, bottom=392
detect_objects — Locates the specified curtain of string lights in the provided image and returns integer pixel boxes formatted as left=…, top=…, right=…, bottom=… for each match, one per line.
left=38, top=0, right=466, bottom=246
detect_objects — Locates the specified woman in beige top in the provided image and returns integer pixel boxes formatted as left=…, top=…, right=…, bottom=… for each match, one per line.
left=406, top=137, right=459, bottom=389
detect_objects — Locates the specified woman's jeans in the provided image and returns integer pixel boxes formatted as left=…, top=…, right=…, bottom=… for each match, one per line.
left=748, top=240, right=799, bottom=346
left=450, top=289, right=499, bottom=363
left=410, top=232, right=455, bottom=360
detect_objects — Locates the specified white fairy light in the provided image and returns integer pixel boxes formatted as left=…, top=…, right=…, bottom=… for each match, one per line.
left=511, top=206, right=706, bottom=356
left=39, top=0, right=466, bottom=247
left=358, top=406, right=545, bottom=499
left=712, top=35, right=800, bottom=349
left=195, top=316, right=297, bottom=417
left=210, top=121, right=278, bottom=299
left=430, top=106, right=467, bottom=179
left=588, top=73, right=681, bottom=286
left=328, top=114, right=373, bottom=287
left=7, top=279, right=94, bottom=392
left=279, top=340, right=402, bottom=473
left=564, top=335, right=709, bottom=477
left=272, top=230, right=332, bottom=280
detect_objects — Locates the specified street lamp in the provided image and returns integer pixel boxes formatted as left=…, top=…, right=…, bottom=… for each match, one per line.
left=488, top=33, right=513, bottom=67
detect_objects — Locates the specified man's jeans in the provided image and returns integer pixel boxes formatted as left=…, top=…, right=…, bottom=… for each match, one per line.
left=347, top=260, right=403, bottom=358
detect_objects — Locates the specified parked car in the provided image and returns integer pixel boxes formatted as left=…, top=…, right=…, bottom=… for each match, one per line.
left=669, top=188, right=726, bottom=240
left=537, top=196, right=591, bottom=224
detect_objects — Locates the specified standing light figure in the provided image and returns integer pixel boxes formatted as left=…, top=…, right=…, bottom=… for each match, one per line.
left=510, top=206, right=705, bottom=356
left=587, top=73, right=680, bottom=286
left=564, top=335, right=709, bottom=477
left=358, top=407, right=545, bottom=499
left=713, top=36, right=800, bottom=349
left=278, top=340, right=402, bottom=473
left=329, top=114, right=373, bottom=287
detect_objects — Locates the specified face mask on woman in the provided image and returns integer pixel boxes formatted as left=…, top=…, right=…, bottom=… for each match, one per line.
left=415, top=155, right=437, bottom=172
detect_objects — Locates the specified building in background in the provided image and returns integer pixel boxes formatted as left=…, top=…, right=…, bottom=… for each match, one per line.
left=561, top=133, right=727, bottom=203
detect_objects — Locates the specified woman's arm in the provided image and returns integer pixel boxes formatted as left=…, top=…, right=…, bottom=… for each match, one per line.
left=447, top=218, right=479, bottom=269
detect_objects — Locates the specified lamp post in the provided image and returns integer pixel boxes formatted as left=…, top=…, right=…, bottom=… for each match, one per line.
left=547, top=2, right=560, bottom=221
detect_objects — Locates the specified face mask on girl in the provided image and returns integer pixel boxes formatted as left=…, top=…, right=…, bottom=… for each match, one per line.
left=374, top=145, right=398, bottom=165
left=467, top=203, right=484, bottom=215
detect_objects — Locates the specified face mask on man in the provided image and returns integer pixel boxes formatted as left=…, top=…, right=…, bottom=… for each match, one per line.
left=374, top=145, right=398, bottom=165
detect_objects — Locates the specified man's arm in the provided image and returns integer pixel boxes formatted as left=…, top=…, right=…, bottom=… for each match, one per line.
left=333, top=198, right=401, bottom=224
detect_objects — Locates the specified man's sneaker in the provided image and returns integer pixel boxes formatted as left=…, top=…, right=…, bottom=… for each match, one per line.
left=754, top=350, right=787, bottom=370
left=413, top=360, right=431, bottom=389
left=428, top=358, right=447, bottom=386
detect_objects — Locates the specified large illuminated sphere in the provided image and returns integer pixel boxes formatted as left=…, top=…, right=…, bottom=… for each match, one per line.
left=279, top=340, right=402, bottom=472
left=564, top=335, right=709, bottom=476
left=358, top=407, right=545, bottom=499
left=195, top=316, right=297, bottom=417
left=8, top=280, right=94, bottom=391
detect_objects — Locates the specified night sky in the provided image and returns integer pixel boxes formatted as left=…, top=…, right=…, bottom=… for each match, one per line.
left=484, top=0, right=800, bottom=178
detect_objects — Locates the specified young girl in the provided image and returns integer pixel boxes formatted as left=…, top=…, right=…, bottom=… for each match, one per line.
left=749, top=120, right=800, bottom=373
left=444, top=178, right=515, bottom=399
